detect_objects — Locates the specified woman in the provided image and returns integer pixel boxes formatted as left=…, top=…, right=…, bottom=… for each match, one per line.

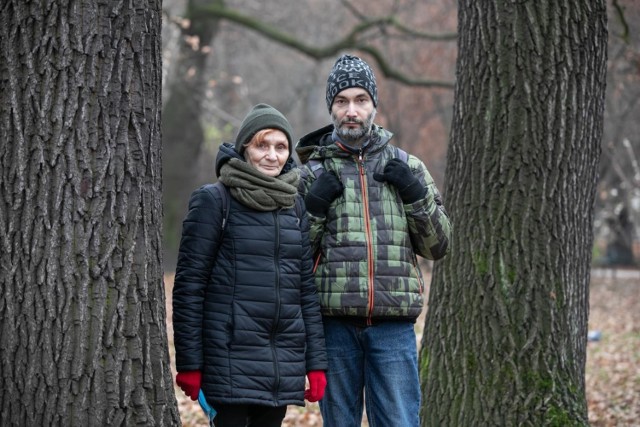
left=172, top=104, right=327, bottom=427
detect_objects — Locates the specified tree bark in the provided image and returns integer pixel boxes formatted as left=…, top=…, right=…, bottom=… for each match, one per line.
left=0, top=1, right=180, bottom=425
left=420, top=1, right=607, bottom=426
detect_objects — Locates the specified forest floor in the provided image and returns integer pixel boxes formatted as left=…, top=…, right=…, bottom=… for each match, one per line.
left=165, top=269, right=640, bottom=427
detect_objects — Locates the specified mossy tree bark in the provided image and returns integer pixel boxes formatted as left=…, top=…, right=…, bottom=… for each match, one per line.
left=0, top=1, right=180, bottom=425
left=420, top=1, right=607, bottom=426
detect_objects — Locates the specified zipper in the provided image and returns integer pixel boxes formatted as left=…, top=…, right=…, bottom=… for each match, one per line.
left=313, top=251, right=322, bottom=273
left=356, top=149, right=376, bottom=326
left=334, top=142, right=376, bottom=324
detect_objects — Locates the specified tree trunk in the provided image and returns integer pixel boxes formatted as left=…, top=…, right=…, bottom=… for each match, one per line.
left=0, top=1, right=180, bottom=425
left=420, top=1, right=607, bottom=426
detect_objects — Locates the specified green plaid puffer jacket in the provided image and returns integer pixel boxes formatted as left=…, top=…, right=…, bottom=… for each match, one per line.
left=296, top=124, right=452, bottom=322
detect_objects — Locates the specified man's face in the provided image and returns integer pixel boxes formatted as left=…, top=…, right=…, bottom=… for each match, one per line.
left=330, top=87, right=376, bottom=145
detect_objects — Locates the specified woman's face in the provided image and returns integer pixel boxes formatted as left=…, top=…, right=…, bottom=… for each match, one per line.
left=244, top=129, right=289, bottom=177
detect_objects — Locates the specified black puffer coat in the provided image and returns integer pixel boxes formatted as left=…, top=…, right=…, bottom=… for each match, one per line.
left=173, top=145, right=327, bottom=407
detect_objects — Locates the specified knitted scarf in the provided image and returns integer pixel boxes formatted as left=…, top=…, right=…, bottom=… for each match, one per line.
left=218, top=158, right=300, bottom=211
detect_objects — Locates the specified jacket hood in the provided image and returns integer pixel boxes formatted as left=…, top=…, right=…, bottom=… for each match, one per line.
left=295, top=124, right=394, bottom=164
left=215, top=142, right=244, bottom=177
left=215, top=142, right=296, bottom=178
left=295, top=125, right=334, bottom=164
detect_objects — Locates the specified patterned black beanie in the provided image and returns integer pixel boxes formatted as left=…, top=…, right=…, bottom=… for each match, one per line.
left=325, top=54, right=378, bottom=112
left=235, top=103, right=294, bottom=157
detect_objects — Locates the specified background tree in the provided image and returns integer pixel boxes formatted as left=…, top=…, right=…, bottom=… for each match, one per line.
left=420, top=1, right=607, bottom=425
left=594, top=1, right=640, bottom=268
left=162, top=0, right=225, bottom=263
left=0, top=1, right=180, bottom=425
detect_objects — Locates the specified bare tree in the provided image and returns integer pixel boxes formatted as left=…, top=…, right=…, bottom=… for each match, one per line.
left=0, top=1, right=180, bottom=425
left=594, top=1, right=640, bottom=267
left=420, top=1, right=607, bottom=425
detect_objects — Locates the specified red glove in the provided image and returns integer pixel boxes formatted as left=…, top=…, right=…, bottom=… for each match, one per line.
left=176, top=370, right=201, bottom=401
left=304, top=370, right=327, bottom=402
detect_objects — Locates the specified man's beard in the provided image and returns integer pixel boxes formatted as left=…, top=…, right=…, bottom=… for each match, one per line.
left=331, top=109, right=376, bottom=145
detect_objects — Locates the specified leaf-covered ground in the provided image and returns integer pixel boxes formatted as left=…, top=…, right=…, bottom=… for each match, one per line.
left=586, top=270, right=640, bottom=427
left=166, top=270, right=640, bottom=426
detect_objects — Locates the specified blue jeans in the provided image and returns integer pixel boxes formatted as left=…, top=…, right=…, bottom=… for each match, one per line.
left=319, top=317, right=420, bottom=427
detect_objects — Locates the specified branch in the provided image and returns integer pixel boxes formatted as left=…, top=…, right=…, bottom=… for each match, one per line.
left=611, top=0, right=630, bottom=43
left=339, top=0, right=457, bottom=41
left=196, top=4, right=455, bottom=89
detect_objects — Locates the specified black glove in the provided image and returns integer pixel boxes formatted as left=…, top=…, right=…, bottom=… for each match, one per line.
left=304, top=171, right=344, bottom=216
left=373, top=158, right=426, bottom=204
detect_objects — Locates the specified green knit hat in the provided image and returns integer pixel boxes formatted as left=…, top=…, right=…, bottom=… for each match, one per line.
left=235, top=103, right=294, bottom=157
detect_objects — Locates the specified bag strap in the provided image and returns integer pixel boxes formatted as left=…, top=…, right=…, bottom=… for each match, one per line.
left=395, top=146, right=409, bottom=163
left=308, top=160, right=325, bottom=179
left=211, top=181, right=230, bottom=235
left=294, top=195, right=304, bottom=225
left=199, top=182, right=230, bottom=269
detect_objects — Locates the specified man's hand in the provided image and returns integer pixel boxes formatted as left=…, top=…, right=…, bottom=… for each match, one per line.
left=304, top=171, right=344, bottom=216
left=374, top=158, right=425, bottom=203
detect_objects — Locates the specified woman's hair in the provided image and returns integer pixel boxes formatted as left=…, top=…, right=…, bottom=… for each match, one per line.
left=243, top=129, right=289, bottom=153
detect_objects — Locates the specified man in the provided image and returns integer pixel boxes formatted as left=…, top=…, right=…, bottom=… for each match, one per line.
left=296, top=54, right=452, bottom=427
